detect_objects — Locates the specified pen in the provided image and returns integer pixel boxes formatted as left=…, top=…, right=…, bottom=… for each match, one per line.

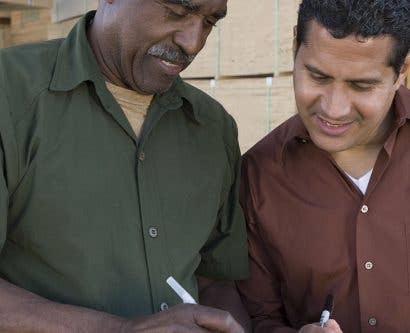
left=319, top=294, right=334, bottom=327
left=166, top=276, right=197, bottom=304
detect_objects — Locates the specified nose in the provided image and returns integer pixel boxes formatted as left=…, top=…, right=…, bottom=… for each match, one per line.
left=321, top=84, right=352, bottom=120
left=174, top=16, right=207, bottom=56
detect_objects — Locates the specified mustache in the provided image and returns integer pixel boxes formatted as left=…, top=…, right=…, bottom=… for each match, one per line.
left=147, top=44, right=195, bottom=66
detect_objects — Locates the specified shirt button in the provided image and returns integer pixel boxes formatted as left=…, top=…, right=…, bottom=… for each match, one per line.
left=368, top=317, right=377, bottom=326
left=148, top=227, right=158, bottom=238
left=160, top=303, right=169, bottom=311
left=138, top=152, right=145, bottom=161
left=361, top=205, right=369, bottom=214
left=365, top=261, right=374, bottom=270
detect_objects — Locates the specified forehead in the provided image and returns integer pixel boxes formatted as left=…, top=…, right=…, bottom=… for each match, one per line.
left=160, top=0, right=227, bottom=13
left=299, top=20, right=395, bottom=75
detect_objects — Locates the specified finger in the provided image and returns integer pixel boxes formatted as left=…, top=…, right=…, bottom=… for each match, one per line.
left=166, top=323, right=212, bottom=333
left=324, top=319, right=343, bottom=332
left=299, top=323, right=323, bottom=332
left=192, top=305, right=245, bottom=333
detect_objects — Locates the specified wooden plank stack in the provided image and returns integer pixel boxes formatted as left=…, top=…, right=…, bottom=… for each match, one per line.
left=184, top=0, right=300, bottom=152
left=188, top=76, right=296, bottom=153
left=47, top=0, right=98, bottom=39
left=8, top=8, right=50, bottom=46
left=51, top=0, right=97, bottom=23
left=0, top=0, right=51, bottom=9
left=0, top=10, right=10, bottom=47
left=48, top=16, right=79, bottom=39
left=182, top=0, right=299, bottom=79
left=0, top=0, right=52, bottom=47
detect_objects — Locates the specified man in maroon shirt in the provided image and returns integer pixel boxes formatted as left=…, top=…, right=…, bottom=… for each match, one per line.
left=237, top=1, right=409, bottom=332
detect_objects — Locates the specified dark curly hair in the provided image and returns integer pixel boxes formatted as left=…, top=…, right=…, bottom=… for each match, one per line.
left=296, top=0, right=410, bottom=75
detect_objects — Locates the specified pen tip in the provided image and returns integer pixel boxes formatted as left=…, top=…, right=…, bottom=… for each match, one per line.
left=324, top=294, right=334, bottom=312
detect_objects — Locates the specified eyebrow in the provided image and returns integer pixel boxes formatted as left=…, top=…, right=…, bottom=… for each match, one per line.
left=163, top=0, right=199, bottom=11
left=162, top=0, right=227, bottom=20
left=304, top=64, right=383, bottom=85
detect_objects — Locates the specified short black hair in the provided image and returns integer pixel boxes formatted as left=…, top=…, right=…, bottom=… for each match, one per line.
left=296, top=0, right=410, bottom=75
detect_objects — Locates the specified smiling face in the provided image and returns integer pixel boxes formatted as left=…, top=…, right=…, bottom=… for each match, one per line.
left=95, top=0, right=227, bottom=94
left=293, top=20, right=408, bottom=155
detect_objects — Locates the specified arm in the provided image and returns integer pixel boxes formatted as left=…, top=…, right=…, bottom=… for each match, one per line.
left=237, top=155, right=342, bottom=333
left=236, top=219, right=297, bottom=333
left=0, top=277, right=247, bottom=333
left=0, top=278, right=124, bottom=333
left=235, top=154, right=295, bottom=333
left=198, top=276, right=252, bottom=333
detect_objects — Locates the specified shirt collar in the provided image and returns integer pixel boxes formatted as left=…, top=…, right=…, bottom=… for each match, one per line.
left=384, top=86, right=410, bottom=155
left=282, top=86, right=410, bottom=159
left=392, top=86, right=410, bottom=126
left=49, top=11, right=101, bottom=92
left=49, top=11, right=201, bottom=124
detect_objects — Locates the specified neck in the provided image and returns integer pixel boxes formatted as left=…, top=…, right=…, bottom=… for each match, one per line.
left=87, top=19, right=128, bottom=89
left=331, top=111, right=394, bottom=178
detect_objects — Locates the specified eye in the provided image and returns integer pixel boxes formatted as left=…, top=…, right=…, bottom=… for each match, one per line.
left=166, top=6, right=188, bottom=19
left=204, top=17, right=218, bottom=27
left=310, top=72, right=330, bottom=83
left=156, top=1, right=189, bottom=19
left=350, top=82, right=374, bottom=92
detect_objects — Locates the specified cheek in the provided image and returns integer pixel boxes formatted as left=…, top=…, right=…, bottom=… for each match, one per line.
left=353, top=91, right=394, bottom=123
left=294, top=76, right=320, bottom=113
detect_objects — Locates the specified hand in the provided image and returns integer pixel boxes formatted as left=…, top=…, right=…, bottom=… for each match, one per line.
left=299, top=320, right=343, bottom=333
left=119, top=303, right=245, bottom=333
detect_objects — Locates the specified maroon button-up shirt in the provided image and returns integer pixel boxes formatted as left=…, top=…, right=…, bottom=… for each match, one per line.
left=237, top=87, right=410, bottom=333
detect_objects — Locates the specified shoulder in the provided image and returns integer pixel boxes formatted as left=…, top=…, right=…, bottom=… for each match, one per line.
left=0, top=39, right=63, bottom=119
left=179, top=79, right=234, bottom=125
left=243, top=115, right=301, bottom=167
left=178, top=79, right=238, bottom=146
left=0, top=39, right=62, bottom=83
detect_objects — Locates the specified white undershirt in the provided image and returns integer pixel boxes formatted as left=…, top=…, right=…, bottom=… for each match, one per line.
left=345, top=169, right=373, bottom=195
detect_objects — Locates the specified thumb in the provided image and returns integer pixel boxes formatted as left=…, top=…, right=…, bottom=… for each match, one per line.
left=324, top=319, right=342, bottom=332
left=193, top=306, right=244, bottom=333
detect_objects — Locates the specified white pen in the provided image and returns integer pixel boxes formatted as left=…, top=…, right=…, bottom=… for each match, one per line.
left=166, top=276, right=197, bottom=304
left=319, top=294, right=334, bottom=327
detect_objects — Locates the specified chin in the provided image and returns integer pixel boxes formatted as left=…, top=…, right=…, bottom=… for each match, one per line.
left=136, top=80, right=174, bottom=95
left=310, top=134, right=354, bottom=154
left=313, top=140, right=350, bottom=154
left=133, top=66, right=176, bottom=95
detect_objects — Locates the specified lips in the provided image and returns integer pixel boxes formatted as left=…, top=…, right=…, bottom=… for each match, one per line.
left=153, top=56, right=185, bottom=76
left=315, top=115, right=354, bottom=136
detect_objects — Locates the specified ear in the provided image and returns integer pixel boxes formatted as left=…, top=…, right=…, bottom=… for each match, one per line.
left=394, top=54, right=410, bottom=90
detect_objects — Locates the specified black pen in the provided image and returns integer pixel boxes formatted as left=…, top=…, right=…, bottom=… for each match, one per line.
left=319, top=294, right=334, bottom=327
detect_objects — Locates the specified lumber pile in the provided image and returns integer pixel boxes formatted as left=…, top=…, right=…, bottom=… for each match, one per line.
left=51, top=0, right=97, bottom=23
left=48, top=0, right=97, bottom=39
left=0, top=0, right=51, bottom=9
left=0, top=11, right=10, bottom=47
left=188, top=77, right=296, bottom=153
left=0, top=8, right=50, bottom=47
left=184, top=0, right=300, bottom=152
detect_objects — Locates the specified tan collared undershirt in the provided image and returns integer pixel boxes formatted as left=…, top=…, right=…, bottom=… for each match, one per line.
left=105, top=81, right=153, bottom=138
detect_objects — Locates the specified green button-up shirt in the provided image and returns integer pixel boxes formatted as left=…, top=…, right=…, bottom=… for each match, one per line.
left=0, top=12, right=248, bottom=317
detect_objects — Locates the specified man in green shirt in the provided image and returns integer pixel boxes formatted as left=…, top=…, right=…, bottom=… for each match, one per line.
left=0, top=0, right=249, bottom=332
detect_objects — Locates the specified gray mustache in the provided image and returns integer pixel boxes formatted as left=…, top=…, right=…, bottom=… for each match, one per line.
left=147, top=45, right=195, bottom=66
